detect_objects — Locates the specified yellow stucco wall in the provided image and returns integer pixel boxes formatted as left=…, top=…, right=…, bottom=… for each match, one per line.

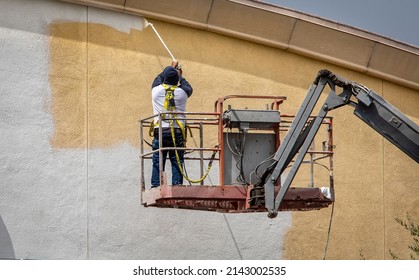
left=49, top=20, right=419, bottom=259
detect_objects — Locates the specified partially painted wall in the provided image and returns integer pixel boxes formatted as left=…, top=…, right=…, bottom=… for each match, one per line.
left=0, top=0, right=291, bottom=260
left=0, top=0, right=418, bottom=260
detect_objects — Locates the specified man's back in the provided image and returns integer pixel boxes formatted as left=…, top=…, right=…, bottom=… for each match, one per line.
left=151, top=85, right=188, bottom=128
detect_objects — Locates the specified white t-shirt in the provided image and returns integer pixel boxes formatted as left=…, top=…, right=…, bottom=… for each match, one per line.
left=152, top=84, right=188, bottom=128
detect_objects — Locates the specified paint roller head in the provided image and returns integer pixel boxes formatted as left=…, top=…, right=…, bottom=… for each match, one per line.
left=143, top=18, right=153, bottom=28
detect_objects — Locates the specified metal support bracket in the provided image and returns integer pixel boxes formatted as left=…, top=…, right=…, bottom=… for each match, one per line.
left=264, top=76, right=352, bottom=218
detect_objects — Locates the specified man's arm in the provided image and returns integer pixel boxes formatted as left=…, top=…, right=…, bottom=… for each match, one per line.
left=171, top=60, right=193, bottom=97
left=151, top=71, right=165, bottom=89
left=179, top=76, right=193, bottom=97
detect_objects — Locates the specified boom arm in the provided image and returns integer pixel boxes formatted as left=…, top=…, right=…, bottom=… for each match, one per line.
left=258, top=70, right=419, bottom=218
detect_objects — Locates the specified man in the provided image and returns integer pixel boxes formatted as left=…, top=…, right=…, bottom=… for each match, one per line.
left=151, top=61, right=193, bottom=187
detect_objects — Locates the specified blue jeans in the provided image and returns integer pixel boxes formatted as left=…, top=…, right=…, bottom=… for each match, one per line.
left=151, top=129, right=184, bottom=187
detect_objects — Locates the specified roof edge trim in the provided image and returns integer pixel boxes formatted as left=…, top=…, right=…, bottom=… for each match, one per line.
left=58, top=0, right=419, bottom=91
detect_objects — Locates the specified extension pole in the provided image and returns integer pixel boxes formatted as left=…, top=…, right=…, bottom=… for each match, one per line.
left=147, top=22, right=176, bottom=61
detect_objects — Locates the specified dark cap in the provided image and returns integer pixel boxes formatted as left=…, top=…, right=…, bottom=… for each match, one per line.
left=163, top=66, right=179, bottom=85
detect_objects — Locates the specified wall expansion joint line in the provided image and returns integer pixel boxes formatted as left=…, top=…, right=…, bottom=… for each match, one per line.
left=287, top=18, right=298, bottom=45
left=205, top=0, right=215, bottom=25
left=366, top=41, right=377, bottom=69
left=86, top=6, right=90, bottom=260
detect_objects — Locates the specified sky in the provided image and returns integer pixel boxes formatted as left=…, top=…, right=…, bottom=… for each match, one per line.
left=262, top=0, right=419, bottom=47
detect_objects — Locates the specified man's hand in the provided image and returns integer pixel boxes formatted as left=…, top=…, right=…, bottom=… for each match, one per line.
left=171, top=60, right=183, bottom=76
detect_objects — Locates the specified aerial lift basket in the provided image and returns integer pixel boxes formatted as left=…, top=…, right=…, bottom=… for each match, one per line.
left=139, top=95, right=335, bottom=213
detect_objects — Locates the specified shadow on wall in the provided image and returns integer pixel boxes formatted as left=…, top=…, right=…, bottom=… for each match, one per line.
left=0, top=215, right=15, bottom=260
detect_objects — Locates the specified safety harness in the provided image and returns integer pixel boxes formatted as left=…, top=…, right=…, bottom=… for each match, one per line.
left=149, top=84, right=186, bottom=139
left=150, top=84, right=216, bottom=184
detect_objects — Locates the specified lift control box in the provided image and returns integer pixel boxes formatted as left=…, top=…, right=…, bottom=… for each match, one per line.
left=222, top=109, right=280, bottom=130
